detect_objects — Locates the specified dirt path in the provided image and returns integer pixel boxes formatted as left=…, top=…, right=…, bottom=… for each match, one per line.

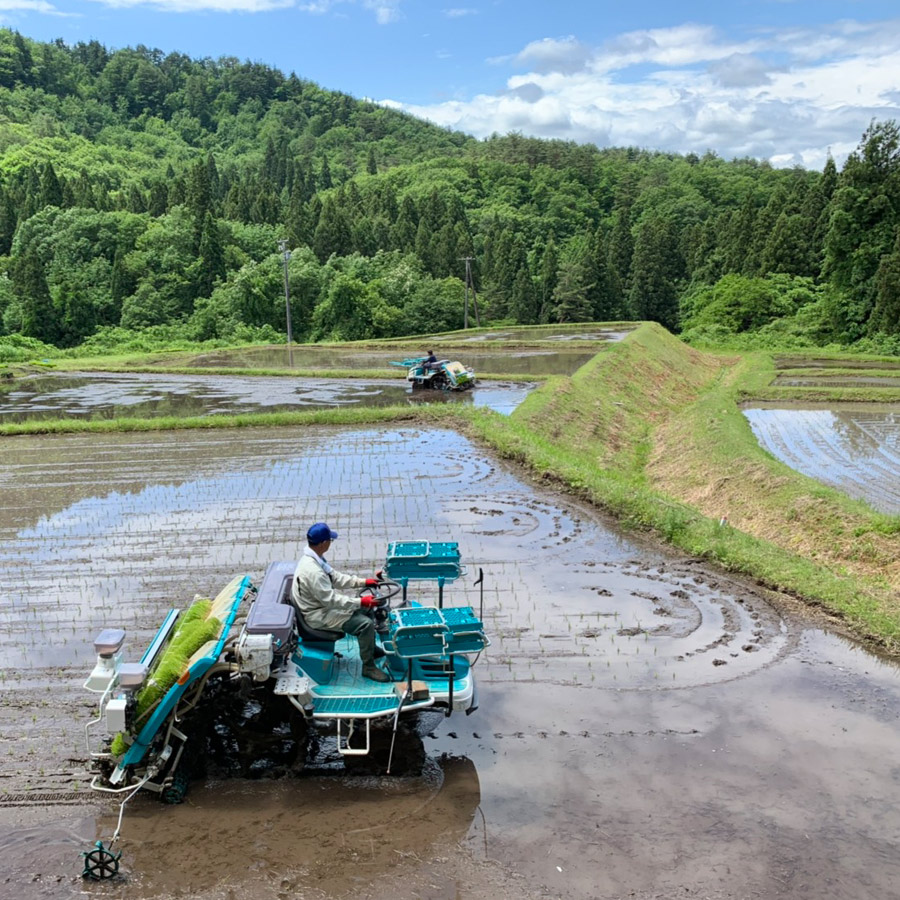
left=2, top=426, right=899, bottom=899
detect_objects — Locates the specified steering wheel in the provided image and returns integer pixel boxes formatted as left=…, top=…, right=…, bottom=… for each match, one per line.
left=358, top=577, right=402, bottom=607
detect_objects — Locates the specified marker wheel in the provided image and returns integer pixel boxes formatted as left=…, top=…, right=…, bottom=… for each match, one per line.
left=82, top=840, right=121, bottom=880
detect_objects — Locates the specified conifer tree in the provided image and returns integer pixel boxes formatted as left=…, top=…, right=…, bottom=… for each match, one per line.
left=869, top=227, right=900, bottom=336
left=16, top=251, right=60, bottom=344
left=148, top=181, right=168, bottom=217
left=40, top=163, right=62, bottom=208
left=552, top=252, right=594, bottom=323
left=509, top=266, right=537, bottom=324
left=628, top=217, right=682, bottom=329
left=318, top=156, right=333, bottom=191
left=536, top=236, right=559, bottom=323
left=197, top=211, right=225, bottom=297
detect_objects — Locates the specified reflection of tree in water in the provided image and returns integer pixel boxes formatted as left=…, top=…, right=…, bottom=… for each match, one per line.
left=831, top=409, right=900, bottom=459
left=747, top=406, right=900, bottom=513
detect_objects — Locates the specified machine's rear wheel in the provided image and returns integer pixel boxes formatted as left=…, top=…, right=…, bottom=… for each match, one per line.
left=342, top=719, right=426, bottom=776
left=208, top=686, right=309, bottom=779
left=160, top=767, right=190, bottom=804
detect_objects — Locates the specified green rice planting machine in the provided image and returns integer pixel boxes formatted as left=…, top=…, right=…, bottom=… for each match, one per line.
left=81, top=540, right=488, bottom=879
left=390, top=355, right=476, bottom=391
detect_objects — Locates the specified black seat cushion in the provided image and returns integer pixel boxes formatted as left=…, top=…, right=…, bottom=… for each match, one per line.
left=294, top=609, right=343, bottom=643
left=279, top=574, right=343, bottom=642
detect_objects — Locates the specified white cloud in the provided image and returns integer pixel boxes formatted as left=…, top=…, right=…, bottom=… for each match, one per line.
left=362, top=0, right=402, bottom=24
left=89, top=0, right=403, bottom=17
left=0, top=0, right=68, bottom=13
left=516, top=36, right=591, bottom=75
left=381, top=17, right=900, bottom=168
left=443, top=6, right=476, bottom=17
left=91, top=0, right=294, bottom=9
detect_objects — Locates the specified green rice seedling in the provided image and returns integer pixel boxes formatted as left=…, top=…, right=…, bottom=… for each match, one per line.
left=109, top=597, right=222, bottom=757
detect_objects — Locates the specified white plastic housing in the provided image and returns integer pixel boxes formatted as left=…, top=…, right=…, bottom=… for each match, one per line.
left=106, top=696, right=128, bottom=733
left=86, top=653, right=121, bottom=693
left=236, top=632, right=275, bottom=682
left=117, top=662, right=148, bottom=689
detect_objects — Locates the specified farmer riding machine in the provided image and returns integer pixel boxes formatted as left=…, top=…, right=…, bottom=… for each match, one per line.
left=391, top=356, right=476, bottom=391
left=80, top=541, right=488, bottom=879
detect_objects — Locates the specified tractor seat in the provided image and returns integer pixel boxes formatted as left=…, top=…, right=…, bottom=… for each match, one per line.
left=294, top=608, right=344, bottom=644
left=278, top=574, right=344, bottom=643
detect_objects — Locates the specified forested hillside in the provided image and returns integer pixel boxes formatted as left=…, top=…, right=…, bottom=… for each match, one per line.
left=1, top=29, right=899, bottom=358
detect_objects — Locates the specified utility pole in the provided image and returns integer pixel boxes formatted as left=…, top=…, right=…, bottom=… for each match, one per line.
left=460, top=256, right=480, bottom=328
left=277, top=238, right=293, bottom=346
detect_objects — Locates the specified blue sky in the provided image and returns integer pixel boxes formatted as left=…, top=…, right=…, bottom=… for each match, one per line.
left=3, top=0, right=900, bottom=168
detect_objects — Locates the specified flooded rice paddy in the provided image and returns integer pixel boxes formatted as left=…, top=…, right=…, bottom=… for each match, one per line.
left=743, top=403, right=900, bottom=513
left=2, top=426, right=900, bottom=899
left=434, top=327, right=633, bottom=343
left=166, top=346, right=597, bottom=376
left=773, top=374, right=900, bottom=388
left=776, top=356, right=900, bottom=371
left=0, top=372, right=533, bottom=422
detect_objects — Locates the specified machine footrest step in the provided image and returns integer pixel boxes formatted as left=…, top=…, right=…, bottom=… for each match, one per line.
left=312, top=694, right=401, bottom=717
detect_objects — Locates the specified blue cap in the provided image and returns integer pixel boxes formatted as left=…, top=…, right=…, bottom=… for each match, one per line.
left=307, top=522, right=338, bottom=544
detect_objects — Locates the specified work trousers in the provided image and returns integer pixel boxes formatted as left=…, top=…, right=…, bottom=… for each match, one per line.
left=342, top=609, right=377, bottom=666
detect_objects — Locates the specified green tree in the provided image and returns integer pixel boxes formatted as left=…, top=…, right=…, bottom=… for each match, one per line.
left=824, top=120, right=900, bottom=339
left=536, top=236, right=559, bottom=323
left=509, top=266, right=537, bottom=324
left=552, top=248, right=594, bottom=323
left=869, top=228, right=900, bottom=335
left=628, top=217, right=682, bottom=329
left=313, top=195, right=351, bottom=262
left=40, top=163, right=63, bottom=208
left=15, top=251, right=60, bottom=344
left=195, top=212, right=225, bottom=297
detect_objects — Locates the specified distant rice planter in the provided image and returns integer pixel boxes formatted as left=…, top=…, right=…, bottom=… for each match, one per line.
left=390, top=356, right=476, bottom=391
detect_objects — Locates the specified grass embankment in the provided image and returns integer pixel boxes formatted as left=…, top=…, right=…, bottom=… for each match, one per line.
left=0, top=403, right=451, bottom=436
left=464, top=323, right=900, bottom=650
left=740, top=356, right=900, bottom=403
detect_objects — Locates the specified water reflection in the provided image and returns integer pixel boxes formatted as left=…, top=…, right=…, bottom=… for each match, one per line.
left=776, top=357, right=900, bottom=371
left=0, top=372, right=535, bottom=422
left=743, top=403, right=900, bottom=512
left=172, top=346, right=596, bottom=375
left=773, top=375, right=900, bottom=388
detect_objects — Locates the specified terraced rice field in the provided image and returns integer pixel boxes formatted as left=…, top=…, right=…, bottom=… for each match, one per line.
left=744, top=355, right=900, bottom=512
left=744, top=403, right=900, bottom=512
left=2, top=425, right=900, bottom=900
left=0, top=371, right=533, bottom=422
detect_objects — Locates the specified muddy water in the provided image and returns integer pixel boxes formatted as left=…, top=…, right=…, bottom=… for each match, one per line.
left=170, top=346, right=597, bottom=376
left=2, top=427, right=900, bottom=899
left=743, top=403, right=900, bottom=513
left=0, top=373, right=533, bottom=422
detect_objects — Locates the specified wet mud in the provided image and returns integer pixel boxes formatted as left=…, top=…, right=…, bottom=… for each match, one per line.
left=0, top=372, right=534, bottom=422
left=2, top=427, right=900, bottom=899
left=743, top=403, right=900, bottom=513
